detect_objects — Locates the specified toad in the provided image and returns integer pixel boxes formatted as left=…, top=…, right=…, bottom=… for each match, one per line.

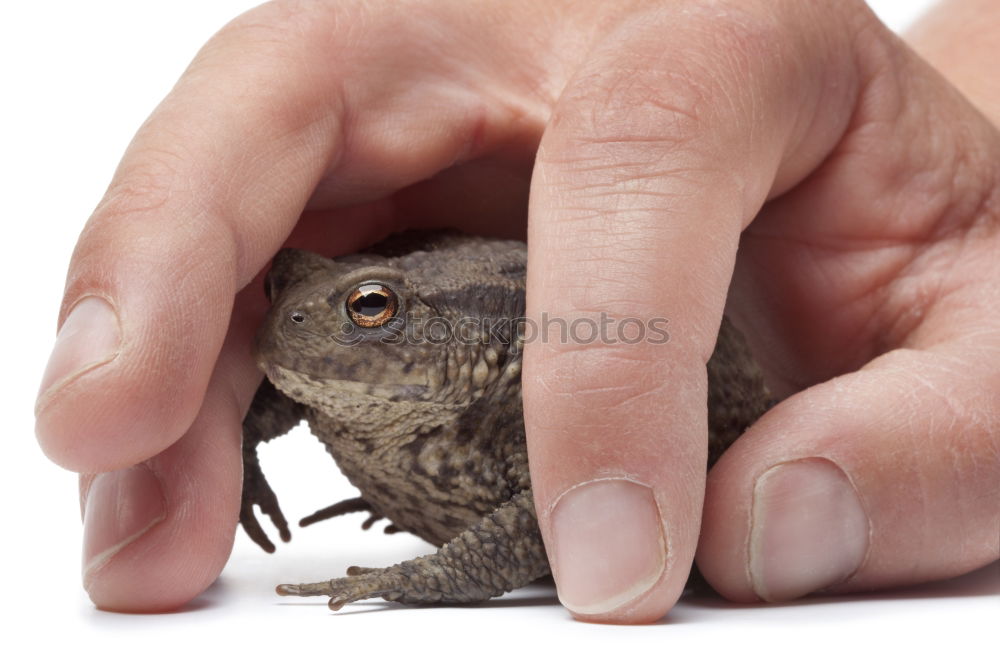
left=239, top=231, right=771, bottom=610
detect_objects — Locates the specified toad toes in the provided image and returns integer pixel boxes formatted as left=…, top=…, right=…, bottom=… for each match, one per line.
left=239, top=231, right=771, bottom=610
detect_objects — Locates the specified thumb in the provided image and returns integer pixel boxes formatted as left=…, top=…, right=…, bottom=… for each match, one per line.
left=34, top=11, right=341, bottom=472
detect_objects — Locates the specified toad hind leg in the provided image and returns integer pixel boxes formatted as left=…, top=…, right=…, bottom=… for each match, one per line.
left=276, top=491, right=549, bottom=610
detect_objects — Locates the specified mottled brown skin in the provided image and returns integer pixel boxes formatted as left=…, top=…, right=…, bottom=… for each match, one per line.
left=240, top=231, right=771, bottom=611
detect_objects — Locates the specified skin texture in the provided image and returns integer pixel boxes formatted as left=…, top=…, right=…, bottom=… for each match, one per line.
left=35, top=0, right=1000, bottom=621
left=240, top=231, right=771, bottom=608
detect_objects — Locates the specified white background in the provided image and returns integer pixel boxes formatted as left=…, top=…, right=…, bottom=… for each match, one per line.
left=2, top=1, right=996, bottom=665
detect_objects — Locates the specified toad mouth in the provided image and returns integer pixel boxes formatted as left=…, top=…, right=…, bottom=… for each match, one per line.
left=264, top=361, right=431, bottom=401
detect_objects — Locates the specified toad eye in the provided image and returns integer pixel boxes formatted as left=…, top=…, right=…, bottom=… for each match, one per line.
left=346, top=283, right=398, bottom=328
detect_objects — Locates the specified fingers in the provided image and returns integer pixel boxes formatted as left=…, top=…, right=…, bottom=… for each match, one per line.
left=79, top=294, right=260, bottom=611
left=698, top=337, right=1000, bottom=602
left=80, top=387, right=240, bottom=612
left=699, top=0, right=1000, bottom=601
left=34, top=0, right=546, bottom=473
left=524, top=0, right=878, bottom=622
left=35, top=3, right=342, bottom=472
left=698, top=0, right=1000, bottom=601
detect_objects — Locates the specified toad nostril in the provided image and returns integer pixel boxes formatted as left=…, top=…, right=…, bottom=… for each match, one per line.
left=289, top=311, right=307, bottom=324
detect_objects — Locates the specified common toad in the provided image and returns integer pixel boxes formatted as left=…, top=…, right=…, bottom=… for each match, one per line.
left=239, top=231, right=771, bottom=610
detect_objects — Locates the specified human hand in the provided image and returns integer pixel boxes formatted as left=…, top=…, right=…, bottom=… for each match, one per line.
left=35, top=0, right=999, bottom=621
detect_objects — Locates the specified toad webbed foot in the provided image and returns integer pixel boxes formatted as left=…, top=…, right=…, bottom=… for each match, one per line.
left=275, top=491, right=549, bottom=610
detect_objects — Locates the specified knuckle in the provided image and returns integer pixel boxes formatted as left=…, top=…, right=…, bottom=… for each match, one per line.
left=213, top=0, right=371, bottom=62
left=529, top=342, right=671, bottom=404
left=91, top=146, right=189, bottom=227
left=545, top=61, right=710, bottom=166
left=540, top=2, right=794, bottom=176
left=539, top=68, right=717, bottom=209
left=187, top=0, right=352, bottom=146
left=217, top=0, right=328, bottom=50
left=541, top=0, right=870, bottom=169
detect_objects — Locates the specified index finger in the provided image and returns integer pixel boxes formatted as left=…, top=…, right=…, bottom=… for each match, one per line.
left=524, top=0, right=880, bottom=622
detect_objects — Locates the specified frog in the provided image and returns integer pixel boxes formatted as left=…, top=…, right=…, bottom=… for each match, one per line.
left=239, top=230, right=771, bottom=611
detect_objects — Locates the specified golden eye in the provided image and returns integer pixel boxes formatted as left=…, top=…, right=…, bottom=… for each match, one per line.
left=346, top=283, right=398, bottom=328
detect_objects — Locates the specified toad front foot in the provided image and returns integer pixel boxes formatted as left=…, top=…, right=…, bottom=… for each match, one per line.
left=240, top=447, right=291, bottom=553
left=298, top=496, right=401, bottom=534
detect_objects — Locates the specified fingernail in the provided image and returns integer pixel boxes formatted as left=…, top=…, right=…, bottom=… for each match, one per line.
left=749, top=458, right=870, bottom=601
left=550, top=479, right=666, bottom=615
left=82, top=465, right=166, bottom=580
left=37, top=296, right=121, bottom=403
